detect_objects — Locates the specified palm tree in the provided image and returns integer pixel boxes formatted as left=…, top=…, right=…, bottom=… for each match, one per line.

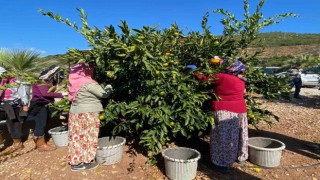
left=0, top=49, right=41, bottom=72
left=0, top=48, right=41, bottom=82
left=0, top=48, right=10, bottom=67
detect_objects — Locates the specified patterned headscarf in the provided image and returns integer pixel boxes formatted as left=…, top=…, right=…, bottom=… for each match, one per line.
left=39, top=65, right=61, bottom=80
left=225, top=59, right=247, bottom=76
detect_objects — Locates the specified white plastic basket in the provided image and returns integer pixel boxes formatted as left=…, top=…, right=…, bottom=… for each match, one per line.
left=162, top=147, right=201, bottom=180
left=248, top=137, right=286, bottom=167
left=48, top=126, right=68, bottom=147
left=96, top=136, right=126, bottom=165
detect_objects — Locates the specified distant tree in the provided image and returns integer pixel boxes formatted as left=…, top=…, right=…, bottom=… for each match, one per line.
left=299, top=54, right=320, bottom=68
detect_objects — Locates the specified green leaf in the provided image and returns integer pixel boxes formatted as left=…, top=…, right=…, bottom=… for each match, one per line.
left=47, top=86, right=56, bottom=93
left=145, top=95, right=151, bottom=103
left=180, top=129, right=188, bottom=137
left=116, top=54, right=126, bottom=57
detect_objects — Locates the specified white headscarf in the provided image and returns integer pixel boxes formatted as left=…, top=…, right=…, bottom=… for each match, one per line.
left=0, top=67, right=7, bottom=75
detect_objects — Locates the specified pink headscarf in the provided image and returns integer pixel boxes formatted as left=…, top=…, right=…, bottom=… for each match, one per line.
left=68, top=63, right=97, bottom=102
left=0, top=77, right=16, bottom=86
left=0, top=77, right=16, bottom=101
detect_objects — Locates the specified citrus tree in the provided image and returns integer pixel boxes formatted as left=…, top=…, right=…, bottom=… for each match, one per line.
left=40, top=0, right=295, bottom=159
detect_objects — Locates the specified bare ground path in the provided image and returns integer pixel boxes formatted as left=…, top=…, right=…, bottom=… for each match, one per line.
left=0, top=88, right=319, bottom=180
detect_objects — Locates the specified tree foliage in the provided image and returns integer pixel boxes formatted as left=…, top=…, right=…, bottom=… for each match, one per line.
left=39, top=0, right=296, bottom=160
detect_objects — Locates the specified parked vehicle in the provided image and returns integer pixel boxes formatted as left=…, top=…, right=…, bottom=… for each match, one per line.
left=276, top=67, right=320, bottom=87
left=275, top=72, right=287, bottom=78
left=255, top=67, right=282, bottom=75
left=300, top=67, right=320, bottom=87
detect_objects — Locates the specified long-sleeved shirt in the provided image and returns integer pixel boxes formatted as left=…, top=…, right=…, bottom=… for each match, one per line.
left=17, top=82, right=31, bottom=105
left=288, top=67, right=303, bottom=79
left=69, top=82, right=112, bottom=114
left=194, top=73, right=247, bottom=113
left=31, top=84, right=63, bottom=104
left=0, top=78, right=30, bottom=105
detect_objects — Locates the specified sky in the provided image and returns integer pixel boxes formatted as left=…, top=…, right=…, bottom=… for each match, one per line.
left=0, top=0, right=319, bottom=56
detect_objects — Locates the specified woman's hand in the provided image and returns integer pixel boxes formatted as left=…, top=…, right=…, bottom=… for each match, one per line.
left=104, top=84, right=113, bottom=91
left=22, top=105, right=29, bottom=112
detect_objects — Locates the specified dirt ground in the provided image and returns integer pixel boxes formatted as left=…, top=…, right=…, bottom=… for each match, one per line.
left=0, top=88, right=319, bottom=180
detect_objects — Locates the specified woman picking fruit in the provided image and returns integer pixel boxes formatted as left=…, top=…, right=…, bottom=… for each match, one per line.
left=67, top=63, right=113, bottom=171
left=194, top=59, right=248, bottom=174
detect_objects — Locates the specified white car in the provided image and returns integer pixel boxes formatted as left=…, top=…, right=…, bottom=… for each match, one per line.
left=275, top=68, right=320, bottom=87
left=279, top=68, right=320, bottom=87
left=300, top=70, right=320, bottom=87
left=275, top=72, right=287, bottom=78
left=255, top=67, right=282, bottom=75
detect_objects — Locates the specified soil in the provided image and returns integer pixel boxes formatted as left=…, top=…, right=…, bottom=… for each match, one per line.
left=0, top=88, right=319, bottom=180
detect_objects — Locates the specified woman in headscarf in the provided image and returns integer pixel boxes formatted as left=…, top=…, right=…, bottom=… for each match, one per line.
left=28, top=65, right=63, bottom=151
left=0, top=68, right=30, bottom=151
left=67, top=63, right=113, bottom=171
left=194, top=59, right=248, bottom=174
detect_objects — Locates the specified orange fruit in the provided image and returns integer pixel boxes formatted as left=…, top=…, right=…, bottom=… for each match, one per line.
left=159, top=91, right=166, bottom=96
left=213, top=40, right=220, bottom=46
left=155, top=71, right=161, bottom=76
left=163, top=63, right=169, bottom=67
left=99, top=115, right=106, bottom=120
left=248, top=114, right=255, bottom=119
left=129, top=45, right=136, bottom=51
left=209, top=58, right=221, bottom=64
left=106, top=71, right=115, bottom=78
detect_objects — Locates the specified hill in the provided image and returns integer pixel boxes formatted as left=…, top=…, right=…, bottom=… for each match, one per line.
left=254, top=32, right=320, bottom=47
left=249, top=44, right=320, bottom=59
left=38, top=32, right=320, bottom=68
left=36, top=54, right=69, bottom=73
left=252, top=32, right=320, bottom=58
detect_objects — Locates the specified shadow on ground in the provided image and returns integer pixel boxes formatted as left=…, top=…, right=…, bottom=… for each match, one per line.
left=152, top=125, right=320, bottom=179
left=152, top=135, right=261, bottom=180
left=249, top=129, right=320, bottom=159
left=264, top=88, right=320, bottom=109
left=0, top=113, right=67, bottom=152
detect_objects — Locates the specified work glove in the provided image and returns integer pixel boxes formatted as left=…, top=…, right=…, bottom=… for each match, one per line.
left=105, top=84, right=113, bottom=91
left=186, top=65, right=197, bottom=70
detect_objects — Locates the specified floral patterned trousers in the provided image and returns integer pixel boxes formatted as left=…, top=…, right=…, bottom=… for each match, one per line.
left=67, top=112, right=100, bottom=165
left=210, top=110, right=248, bottom=167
